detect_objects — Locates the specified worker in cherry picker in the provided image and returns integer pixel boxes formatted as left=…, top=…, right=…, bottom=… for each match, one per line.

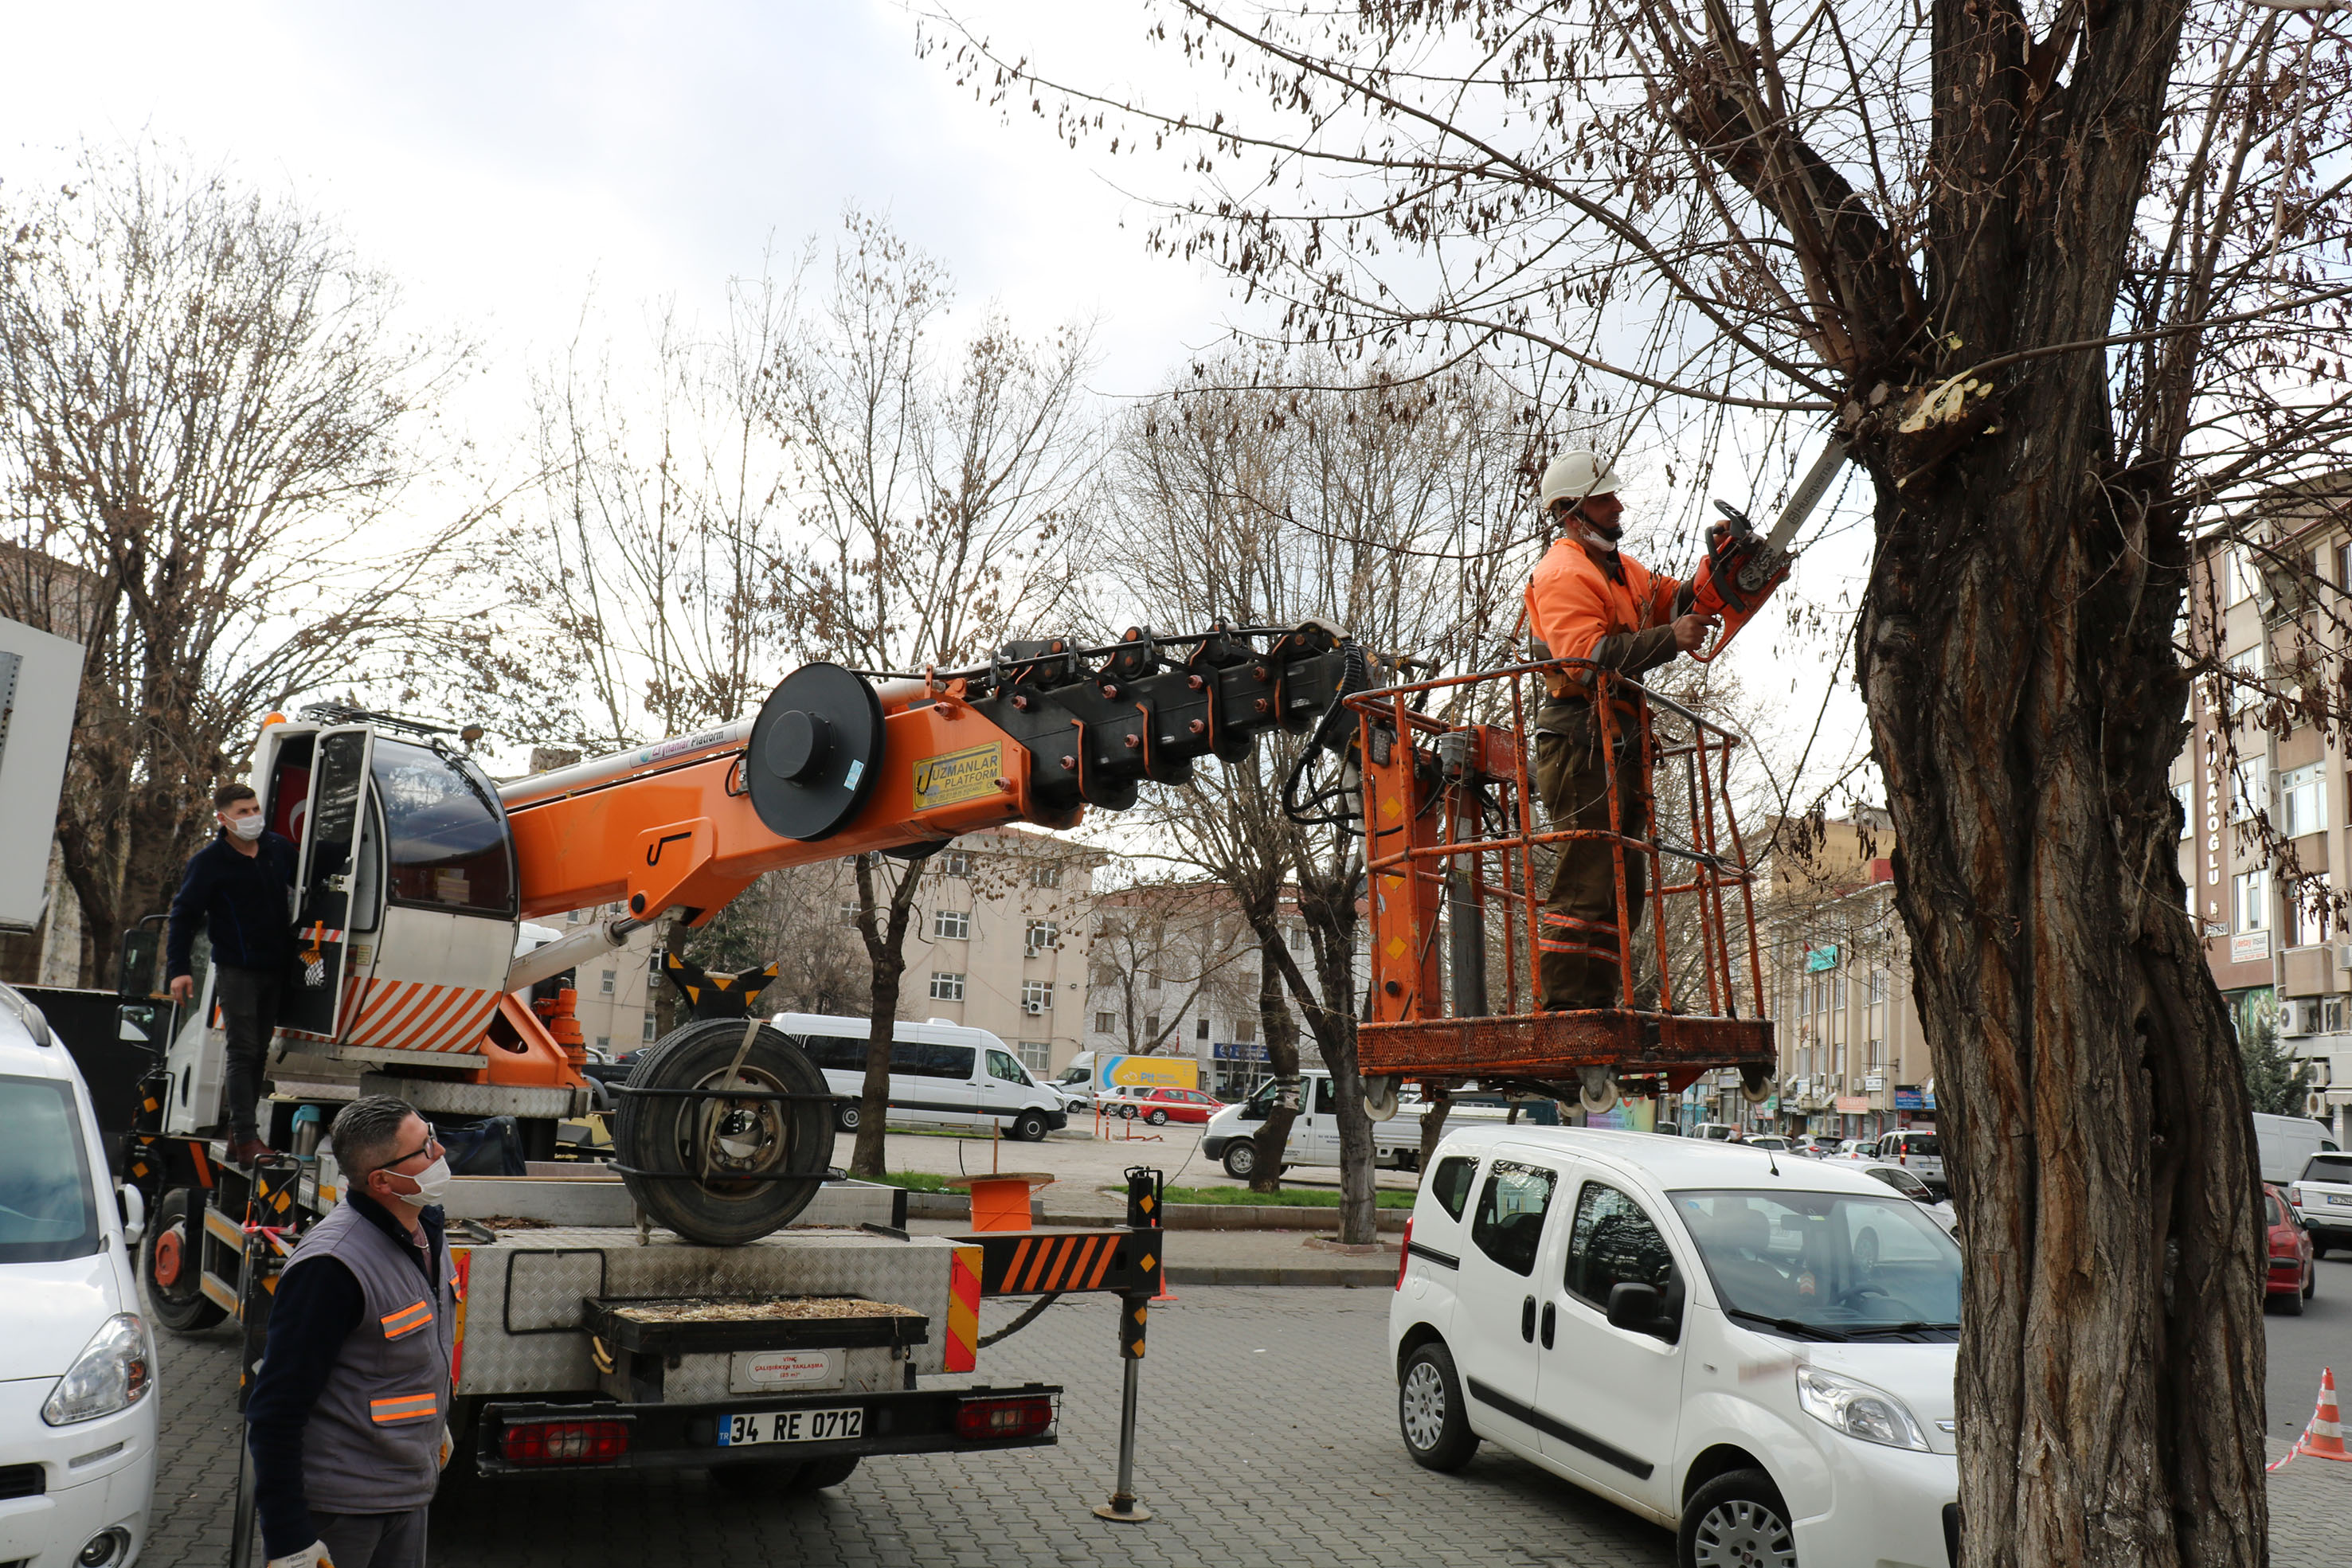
left=1523, top=451, right=1715, bottom=1011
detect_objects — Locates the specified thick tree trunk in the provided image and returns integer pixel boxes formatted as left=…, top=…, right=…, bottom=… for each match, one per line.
left=1860, top=443, right=2266, bottom=1564
left=1247, top=932, right=1301, bottom=1194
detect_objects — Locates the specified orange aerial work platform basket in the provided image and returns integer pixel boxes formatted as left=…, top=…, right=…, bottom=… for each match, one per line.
left=1327, top=657, right=1775, bottom=1120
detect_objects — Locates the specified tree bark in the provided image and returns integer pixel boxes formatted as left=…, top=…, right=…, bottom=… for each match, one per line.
left=847, top=852, right=929, bottom=1178
left=1246, top=926, right=1301, bottom=1194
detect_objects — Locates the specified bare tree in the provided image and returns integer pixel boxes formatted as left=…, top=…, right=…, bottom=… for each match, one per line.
left=682, top=858, right=872, bottom=1018
left=769, top=210, right=1101, bottom=1177
left=0, top=141, right=472, bottom=985
left=1110, top=358, right=1545, bottom=1235
left=932, top=2, right=2352, bottom=1555
left=1088, top=881, right=1258, bottom=1054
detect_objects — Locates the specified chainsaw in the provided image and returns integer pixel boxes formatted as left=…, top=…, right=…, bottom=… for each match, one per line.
left=1689, top=436, right=1849, bottom=663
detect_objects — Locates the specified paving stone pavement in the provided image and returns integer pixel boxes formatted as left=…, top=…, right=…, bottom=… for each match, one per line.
left=147, top=1285, right=2350, bottom=1567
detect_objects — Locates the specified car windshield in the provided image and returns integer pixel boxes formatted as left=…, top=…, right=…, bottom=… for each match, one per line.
left=0, top=1075, right=101, bottom=1263
left=1672, top=1187, right=1961, bottom=1338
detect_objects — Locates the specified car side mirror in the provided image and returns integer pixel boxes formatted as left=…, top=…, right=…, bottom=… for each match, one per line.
left=1606, top=1281, right=1666, bottom=1333
left=117, top=1183, right=146, bottom=1247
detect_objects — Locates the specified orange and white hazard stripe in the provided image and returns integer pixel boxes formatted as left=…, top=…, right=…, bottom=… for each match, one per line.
left=945, top=1245, right=982, bottom=1373
left=344, top=979, right=499, bottom=1054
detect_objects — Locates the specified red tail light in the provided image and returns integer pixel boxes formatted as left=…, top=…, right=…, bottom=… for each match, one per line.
left=1396, top=1218, right=1413, bottom=1291
left=955, top=1394, right=1056, bottom=1441
left=500, top=1417, right=631, bottom=1466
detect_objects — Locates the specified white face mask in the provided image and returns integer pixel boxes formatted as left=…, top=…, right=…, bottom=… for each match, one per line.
left=386, top=1155, right=452, bottom=1210
left=226, top=815, right=266, bottom=842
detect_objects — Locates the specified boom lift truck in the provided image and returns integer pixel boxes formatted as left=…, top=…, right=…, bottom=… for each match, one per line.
left=122, top=608, right=1779, bottom=1513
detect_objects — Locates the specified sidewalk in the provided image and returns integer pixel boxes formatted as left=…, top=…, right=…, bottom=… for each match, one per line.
left=904, top=1216, right=1398, bottom=1287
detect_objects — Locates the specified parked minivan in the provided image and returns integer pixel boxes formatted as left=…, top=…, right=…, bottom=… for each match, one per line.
left=0, top=983, right=158, bottom=1568
left=1201, top=1068, right=1422, bottom=1179
left=1392, top=1124, right=1959, bottom=1568
left=776, top=1013, right=1069, bottom=1141
left=2253, top=1112, right=2341, bottom=1187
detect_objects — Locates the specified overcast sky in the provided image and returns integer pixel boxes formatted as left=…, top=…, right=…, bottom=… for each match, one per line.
left=0, top=0, right=1873, bottom=799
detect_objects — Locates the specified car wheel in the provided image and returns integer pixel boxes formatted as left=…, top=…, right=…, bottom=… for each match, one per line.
left=1013, top=1111, right=1049, bottom=1143
left=1397, top=1342, right=1477, bottom=1472
left=836, top=1102, right=861, bottom=1134
left=2313, top=1237, right=2330, bottom=1260
left=612, top=1019, right=837, bottom=1244
left=2306, top=1261, right=2318, bottom=1300
left=785, top=1454, right=860, bottom=1491
left=1147, top=1109, right=1169, bottom=1125
left=1223, top=1141, right=1259, bottom=1180
left=2277, top=1282, right=2306, bottom=1316
left=1680, top=1468, right=1798, bottom=1568
left=1120, top=1104, right=1138, bottom=1119
left=145, top=1187, right=229, bottom=1333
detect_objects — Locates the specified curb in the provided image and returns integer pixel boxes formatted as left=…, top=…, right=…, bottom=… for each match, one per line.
left=1164, top=1265, right=1396, bottom=1288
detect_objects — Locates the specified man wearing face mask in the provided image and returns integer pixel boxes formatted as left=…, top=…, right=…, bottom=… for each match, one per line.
left=166, top=781, right=299, bottom=1166
left=246, top=1096, right=457, bottom=1568
left=1523, top=451, right=1715, bottom=1011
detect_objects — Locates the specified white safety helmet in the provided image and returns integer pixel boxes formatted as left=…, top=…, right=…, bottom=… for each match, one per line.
left=1538, top=450, right=1622, bottom=514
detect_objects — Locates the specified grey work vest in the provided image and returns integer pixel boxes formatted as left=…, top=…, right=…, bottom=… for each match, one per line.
left=276, top=1198, right=456, bottom=1513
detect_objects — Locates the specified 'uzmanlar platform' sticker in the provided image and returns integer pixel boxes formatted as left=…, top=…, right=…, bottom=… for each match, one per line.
left=912, top=742, right=1002, bottom=809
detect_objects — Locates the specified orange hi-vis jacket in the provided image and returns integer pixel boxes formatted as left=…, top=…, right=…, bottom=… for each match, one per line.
left=1523, top=537, right=1685, bottom=702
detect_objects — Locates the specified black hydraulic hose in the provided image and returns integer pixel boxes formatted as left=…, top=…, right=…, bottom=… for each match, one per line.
left=978, top=1292, right=1063, bottom=1347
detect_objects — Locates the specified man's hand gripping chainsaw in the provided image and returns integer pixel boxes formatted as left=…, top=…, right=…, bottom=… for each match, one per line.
left=1686, top=437, right=1849, bottom=663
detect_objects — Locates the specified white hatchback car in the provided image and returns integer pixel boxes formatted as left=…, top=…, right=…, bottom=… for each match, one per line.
left=0, top=984, right=158, bottom=1568
left=1391, top=1125, right=1959, bottom=1568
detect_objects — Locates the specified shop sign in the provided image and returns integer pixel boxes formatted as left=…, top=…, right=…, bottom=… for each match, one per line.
left=1863, top=1074, right=1885, bottom=1092
left=1834, top=1096, right=1870, bottom=1113
left=2230, top=931, right=2271, bottom=965
left=1211, top=1042, right=1268, bottom=1062
left=1892, top=1085, right=1925, bottom=1110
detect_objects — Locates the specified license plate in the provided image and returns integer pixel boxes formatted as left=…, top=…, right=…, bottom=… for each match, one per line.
left=716, top=1406, right=863, bottom=1447
left=2328, top=1194, right=2352, bottom=1207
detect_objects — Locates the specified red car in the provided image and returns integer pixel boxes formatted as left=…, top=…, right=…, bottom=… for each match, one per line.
left=1121, top=1086, right=1223, bottom=1125
left=2264, top=1181, right=2317, bottom=1315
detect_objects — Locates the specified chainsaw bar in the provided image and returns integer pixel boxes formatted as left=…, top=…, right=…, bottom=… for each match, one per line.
left=1737, top=436, right=1849, bottom=593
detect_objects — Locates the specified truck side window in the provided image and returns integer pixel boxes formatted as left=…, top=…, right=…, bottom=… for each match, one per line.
left=1313, top=1077, right=1337, bottom=1116
left=986, top=1049, right=1027, bottom=1084
left=1470, top=1160, right=1556, bottom=1277
left=1564, top=1183, right=1678, bottom=1336
left=1429, top=1155, right=1478, bottom=1221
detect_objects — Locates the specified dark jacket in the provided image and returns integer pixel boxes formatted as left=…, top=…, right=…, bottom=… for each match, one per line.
left=165, top=829, right=299, bottom=979
left=246, top=1193, right=448, bottom=1557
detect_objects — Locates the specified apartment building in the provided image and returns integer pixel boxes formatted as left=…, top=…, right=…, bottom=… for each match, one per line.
left=1747, top=813, right=1939, bottom=1143
left=887, top=827, right=1106, bottom=1080
left=2176, top=486, right=2352, bottom=1137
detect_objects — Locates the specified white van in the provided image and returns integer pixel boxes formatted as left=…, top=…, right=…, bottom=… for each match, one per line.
left=2253, top=1112, right=2341, bottom=1187
left=1391, top=1124, right=1958, bottom=1568
left=775, top=1013, right=1070, bottom=1142
left=1201, top=1068, right=1423, bottom=1179
left=0, top=983, right=158, bottom=1568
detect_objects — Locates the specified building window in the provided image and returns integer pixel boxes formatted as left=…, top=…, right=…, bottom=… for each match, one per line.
left=2289, top=875, right=2330, bottom=948
left=2228, top=546, right=2261, bottom=605
left=930, top=972, right=965, bottom=1002
left=2234, top=867, right=2270, bottom=933
left=937, top=849, right=972, bottom=878
left=934, top=909, right=970, bottom=940
left=1196, top=1017, right=1211, bottom=1040
left=1290, top=925, right=1309, bottom=951
left=596, top=1035, right=610, bottom=1050
left=1017, top=1040, right=1051, bottom=1072
left=2173, top=779, right=2193, bottom=839
left=838, top=900, right=860, bottom=927
left=1094, top=1011, right=1117, bottom=1034
left=642, top=1011, right=656, bottom=1042
left=1026, top=919, right=1059, bottom=953
left=1145, top=969, right=1163, bottom=992
left=1030, top=862, right=1063, bottom=889
left=1022, top=980, right=1054, bottom=1012
left=2231, top=757, right=2268, bottom=823
left=2281, top=764, right=2327, bottom=839
left=566, top=908, right=584, bottom=924
left=1145, top=1012, right=1160, bottom=1037
left=599, top=969, right=616, bottom=996
left=1235, top=1015, right=1256, bottom=1043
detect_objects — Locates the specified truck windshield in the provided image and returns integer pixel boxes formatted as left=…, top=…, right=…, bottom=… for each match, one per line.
left=371, top=738, right=517, bottom=915
left=1672, top=1188, right=1961, bottom=1339
left=0, top=1076, right=101, bottom=1263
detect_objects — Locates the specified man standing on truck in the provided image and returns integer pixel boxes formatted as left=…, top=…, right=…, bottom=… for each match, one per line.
left=1523, top=452, right=1714, bottom=1010
left=247, top=1095, right=456, bottom=1568
left=166, top=781, right=298, bottom=1166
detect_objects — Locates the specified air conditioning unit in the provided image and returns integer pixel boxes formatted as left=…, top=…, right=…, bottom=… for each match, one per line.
left=2337, top=942, right=2352, bottom=970
left=1023, top=1000, right=1044, bottom=1015
left=2284, top=999, right=2320, bottom=1037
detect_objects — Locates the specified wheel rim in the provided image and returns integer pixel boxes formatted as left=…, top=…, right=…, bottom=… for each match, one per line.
left=678, top=1063, right=793, bottom=1187
left=1400, top=1360, right=1449, bottom=1451
left=1230, top=1145, right=1257, bottom=1175
left=1690, top=1496, right=1797, bottom=1568
left=152, top=1224, right=186, bottom=1288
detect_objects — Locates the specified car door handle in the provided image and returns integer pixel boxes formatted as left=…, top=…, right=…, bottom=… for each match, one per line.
left=1540, top=1300, right=1556, bottom=1349
left=1520, top=1295, right=1536, bottom=1342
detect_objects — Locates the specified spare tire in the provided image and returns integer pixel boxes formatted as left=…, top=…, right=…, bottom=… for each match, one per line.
left=612, top=1019, right=836, bottom=1245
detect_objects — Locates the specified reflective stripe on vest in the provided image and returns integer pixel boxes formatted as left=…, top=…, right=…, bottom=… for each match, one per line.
left=370, top=1392, right=440, bottom=1425
left=380, top=1300, right=433, bottom=1339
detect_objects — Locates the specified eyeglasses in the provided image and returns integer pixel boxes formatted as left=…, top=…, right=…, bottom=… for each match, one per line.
left=373, top=1134, right=443, bottom=1176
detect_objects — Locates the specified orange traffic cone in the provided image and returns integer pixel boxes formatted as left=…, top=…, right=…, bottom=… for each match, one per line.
left=2269, top=1367, right=2351, bottom=1471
